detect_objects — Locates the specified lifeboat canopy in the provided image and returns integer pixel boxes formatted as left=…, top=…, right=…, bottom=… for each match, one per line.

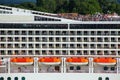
left=10, top=57, right=34, bottom=66
left=39, top=57, right=61, bottom=65
left=93, top=57, right=116, bottom=66
left=66, top=57, right=88, bottom=66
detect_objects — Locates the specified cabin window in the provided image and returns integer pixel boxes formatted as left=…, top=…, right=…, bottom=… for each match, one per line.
left=69, top=66, right=74, bottom=70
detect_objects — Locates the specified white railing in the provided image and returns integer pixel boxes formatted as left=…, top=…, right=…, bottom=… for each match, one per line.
left=0, top=55, right=119, bottom=74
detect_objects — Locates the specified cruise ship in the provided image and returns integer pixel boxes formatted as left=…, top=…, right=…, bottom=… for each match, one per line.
left=0, top=5, right=120, bottom=80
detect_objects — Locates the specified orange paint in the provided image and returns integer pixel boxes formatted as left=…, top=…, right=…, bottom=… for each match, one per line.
left=93, top=58, right=116, bottom=63
left=66, top=57, right=88, bottom=62
left=39, top=57, right=61, bottom=62
left=10, top=57, right=34, bottom=62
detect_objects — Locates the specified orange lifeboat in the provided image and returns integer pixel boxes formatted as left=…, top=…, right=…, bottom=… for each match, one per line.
left=93, top=57, right=116, bottom=66
left=66, top=57, right=88, bottom=65
left=39, top=57, right=61, bottom=65
left=10, top=57, right=34, bottom=65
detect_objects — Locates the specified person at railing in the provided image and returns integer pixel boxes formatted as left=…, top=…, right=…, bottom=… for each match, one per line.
left=47, top=65, right=55, bottom=72
left=18, top=67, right=21, bottom=72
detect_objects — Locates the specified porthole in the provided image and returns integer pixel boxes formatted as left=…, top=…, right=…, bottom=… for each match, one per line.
left=14, top=77, right=18, bottom=80
left=105, top=77, right=109, bottom=80
left=21, top=77, right=25, bottom=80
left=7, top=77, right=11, bottom=80
left=98, top=77, right=102, bottom=80
left=0, top=77, right=4, bottom=80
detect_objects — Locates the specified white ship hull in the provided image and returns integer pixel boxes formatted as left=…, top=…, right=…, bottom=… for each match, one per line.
left=0, top=73, right=119, bottom=80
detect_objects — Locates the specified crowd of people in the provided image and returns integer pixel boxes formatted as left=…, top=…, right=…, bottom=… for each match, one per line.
left=58, top=12, right=120, bottom=21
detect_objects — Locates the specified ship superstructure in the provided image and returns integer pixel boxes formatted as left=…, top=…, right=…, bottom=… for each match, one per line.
left=0, top=5, right=120, bottom=80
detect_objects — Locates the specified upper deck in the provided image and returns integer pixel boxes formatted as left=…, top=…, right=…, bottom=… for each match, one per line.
left=0, top=5, right=120, bottom=22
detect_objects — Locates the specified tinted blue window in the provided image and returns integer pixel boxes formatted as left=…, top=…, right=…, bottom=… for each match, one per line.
left=98, top=77, right=102, bottom=80
left=76, top=66, right=81, bottom=70
left=105, top=77, right=109, bottom=80
left=14, top=77, right=18, bottom=80
left=7, top=77, right=11, bottom=80
left=0, top=77, right=4, bottom=80
left=111, top=67, right=115, bottom=71
left=104, top=66, right=108, bottom=70
left=70, top=66, right=74, bottom=70
left=21, top=77, right=25, bottom=80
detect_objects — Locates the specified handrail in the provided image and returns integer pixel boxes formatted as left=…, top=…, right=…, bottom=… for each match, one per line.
left=0, top=55, right=120, bottom=58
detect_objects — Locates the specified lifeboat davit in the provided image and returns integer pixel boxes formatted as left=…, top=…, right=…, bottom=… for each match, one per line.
left=0, top=59, right=5, bottom=65
left=66, top=57, right=88, bottom=65
left=0, top=60, right=2, bottom=65
left=39, top=57, right=61, bottom=65
left=93, top=57, right=116, bottom=66
left=10, top=57, right=34, bottom=66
